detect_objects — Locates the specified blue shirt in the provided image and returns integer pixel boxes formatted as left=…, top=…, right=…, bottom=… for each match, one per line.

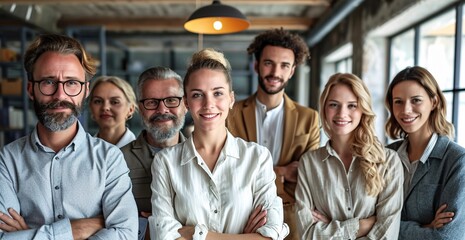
left=0, top=122, right=138, bottom=239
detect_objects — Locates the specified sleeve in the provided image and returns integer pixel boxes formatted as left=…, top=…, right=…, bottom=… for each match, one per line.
left=295, top=152, right=360, bottom=240
left=306, top=110, right=320, bottom=151
left=399, top=150, right=465, bottom=239
left=363, top=149, right=403, bottom=239
left=90, top=148, right=138, bottom=240
left=0, top=149, right=75, bottom=240
left=149, top=151, right=183, bottom=240
left=254, top=147, right=284, bottom=240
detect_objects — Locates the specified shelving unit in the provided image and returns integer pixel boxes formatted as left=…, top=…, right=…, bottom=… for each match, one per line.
left=0, top=27, right=36, bottom=147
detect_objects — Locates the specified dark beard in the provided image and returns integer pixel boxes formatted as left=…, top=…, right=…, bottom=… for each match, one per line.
left=34, top=100, right=82, bottom=132
left=143, top=113, right=185, bottom=143
left=258, top=73, right=288, bottom=95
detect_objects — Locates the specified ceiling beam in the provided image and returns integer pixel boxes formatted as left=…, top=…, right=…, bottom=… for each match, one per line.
left=0, top=0, right=330, bottom=6
left=57, top=16, right=313, bottom=32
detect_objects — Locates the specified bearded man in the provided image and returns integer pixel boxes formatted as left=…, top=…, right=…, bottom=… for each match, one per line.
left=120, top=66, right=187, bottom=240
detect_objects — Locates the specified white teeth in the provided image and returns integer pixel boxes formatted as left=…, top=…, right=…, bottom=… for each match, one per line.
left=335, top=121, right=349, bottom=125
left=202, top=114, right=217, bottom=119
left=403, top=117, right=416, bottom=123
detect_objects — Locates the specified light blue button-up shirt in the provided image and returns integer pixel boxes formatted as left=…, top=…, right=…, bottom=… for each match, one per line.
left=0, top=122, right=138, bottom=239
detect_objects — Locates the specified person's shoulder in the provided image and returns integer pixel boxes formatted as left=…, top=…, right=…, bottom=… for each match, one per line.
left=284, top=97, right=318, bottom=115
left=439, top=137, right=465, bottom=160
left=386, top=139, right=404, bottom=151
left=0, top=135, right=29, bottom=157
left=233, top=95, right=254, bottom=107
left=301, top=146, right=325, bottom=159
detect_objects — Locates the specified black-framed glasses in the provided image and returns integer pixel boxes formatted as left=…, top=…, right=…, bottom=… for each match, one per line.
left=32, top=79, right=86, bottom=97
left=139, top=97, right=183, bottom=110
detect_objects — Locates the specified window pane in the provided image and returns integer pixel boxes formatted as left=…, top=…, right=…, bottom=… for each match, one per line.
left=444, top=92, right=454, bottom=123
left=390, top=30, right=414, bottom=81
left=458, top=92, right=465, bottom=147
left=461, top=5, right=465, bottom=88
left=419, top=9, right=456, bottom=91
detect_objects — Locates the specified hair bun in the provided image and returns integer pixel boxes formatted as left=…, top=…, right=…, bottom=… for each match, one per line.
left=191, top=48, right=231, bottom=71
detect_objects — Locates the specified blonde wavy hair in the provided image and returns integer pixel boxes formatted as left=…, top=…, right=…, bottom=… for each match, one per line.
left=385, top=66, right=454, bottom=139
left=320, top=73, right=386, bottom=196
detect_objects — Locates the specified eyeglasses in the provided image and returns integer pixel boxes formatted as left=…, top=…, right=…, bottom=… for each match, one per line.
left=33, top=79, right=86, bottom=97
left=139, top=97, right=183, bottom=110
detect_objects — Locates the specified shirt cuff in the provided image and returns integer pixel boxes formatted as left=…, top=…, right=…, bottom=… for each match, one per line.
left=193, top=224, right=208, bottom=240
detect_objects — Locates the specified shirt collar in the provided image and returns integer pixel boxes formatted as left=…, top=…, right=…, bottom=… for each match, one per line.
left=255, top=97, right=284, bottom=113
left=398, top=133, right=438, bottom=164
left=31, top=121, right=83, bottom=153
left=180, top=129, right=239, bottom=166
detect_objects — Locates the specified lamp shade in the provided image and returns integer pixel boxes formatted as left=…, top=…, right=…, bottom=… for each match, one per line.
left=184, top=0, right=250, bottom=34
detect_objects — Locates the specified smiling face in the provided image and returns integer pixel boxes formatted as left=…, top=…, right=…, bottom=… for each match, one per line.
left=89, top=81, right=134, bottom=130
left=28, top=51, right=88, bottom=132
left=324, top=84, right=362, bottom=140
left=184, top=68, right=234, bottom=132
left=391, top=80, right=436, bottom=138
left=139, top=78, right=187, bottom=141
left=255, top=45, right=296, bottom=95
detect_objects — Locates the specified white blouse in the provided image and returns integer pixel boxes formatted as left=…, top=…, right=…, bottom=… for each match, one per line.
left=149, top=131, right=284, bottom=240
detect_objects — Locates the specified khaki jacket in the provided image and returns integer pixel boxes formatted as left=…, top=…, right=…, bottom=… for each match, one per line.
left=227, top=93, right=320, bottom=203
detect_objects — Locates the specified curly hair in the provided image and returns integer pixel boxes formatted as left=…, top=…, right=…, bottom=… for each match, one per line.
left=247, top=28, right=310, bottom=66
left=320, top=73, right=386, bottom=196
left=24, top=34, right=97, bottom=82
left=385, top=66, right=454, bottom=139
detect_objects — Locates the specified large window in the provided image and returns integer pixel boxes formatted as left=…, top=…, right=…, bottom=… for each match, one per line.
left=389, top=4, right=465, bottom=146
left=390, top=30, right=414, bottom=80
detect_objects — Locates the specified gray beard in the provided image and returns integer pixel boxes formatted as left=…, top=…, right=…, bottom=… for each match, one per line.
left=143, top=115, right=185, bottom=143
left=34, top=100, right=82, bottom=132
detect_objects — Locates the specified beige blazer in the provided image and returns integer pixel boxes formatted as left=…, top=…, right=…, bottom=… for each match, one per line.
left=227, top=93, right=320, bottom=202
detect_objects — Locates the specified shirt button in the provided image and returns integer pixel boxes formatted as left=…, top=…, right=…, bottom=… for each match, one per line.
left=348, top=207, right=351, bottom=211
left=345, top=188, right=349, bottom=192
left=199, top=231, right=203, bottom=235
left=58, top=214, right=63, bottom=219
left=55, top=186, right=60, bottom=190
left=214, top=210, right=218, bottom=213
left=55, top=157, right=59, bottom=160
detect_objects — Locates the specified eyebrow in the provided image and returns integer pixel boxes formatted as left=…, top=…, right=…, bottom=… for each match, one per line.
left=189, top=86, right=225, bottom=92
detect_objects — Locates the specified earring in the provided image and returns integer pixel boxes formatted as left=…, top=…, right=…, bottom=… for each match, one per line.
left=127, top=114, right=133, bottom=120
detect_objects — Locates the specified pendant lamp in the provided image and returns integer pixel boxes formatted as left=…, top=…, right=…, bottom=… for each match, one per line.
left=184, top=0, right=250, bottom=34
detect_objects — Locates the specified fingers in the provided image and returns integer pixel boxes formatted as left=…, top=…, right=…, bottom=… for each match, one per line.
left=243, top=206, right=267, bottom=233
left=435, top=204, right=448, bottom=215
left=432, top=204, right=454, bottom=229
left=8, top=208, right=28, bottom=230
left=434, top=212, right=454, bottom=229
left=140, top=211, right=152, bottom=218
left=0, top=209, right=27, bottom=232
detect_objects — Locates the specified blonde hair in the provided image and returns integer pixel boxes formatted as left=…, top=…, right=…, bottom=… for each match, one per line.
left=320, top=73, right=386, bottom=196
left=385, top=66, right=454, bottom=139
left=184, top=48, right=232, bottom=91
left=90, top=76, right=138, bottom=113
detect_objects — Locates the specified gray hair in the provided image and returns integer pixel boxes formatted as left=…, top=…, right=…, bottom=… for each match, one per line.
left=137, top=66, right=183, bottom=100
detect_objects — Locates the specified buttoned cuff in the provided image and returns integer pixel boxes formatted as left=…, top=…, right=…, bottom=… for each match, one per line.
left=193, top=224, right=208, bottom=240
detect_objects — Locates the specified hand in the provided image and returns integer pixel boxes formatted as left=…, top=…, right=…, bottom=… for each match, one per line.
left=243, top=205, right=267, bottom=233
left=312, top=209, right=330, bottom=224
left=274, top=161, right=299, bottom=183
left=0, top=208, right=29, bottom=232
left=141, top=211, right=152, bottom=218
left=178, top=225, right=195, bottom=240
left=423, top=204, right=454, bottom=229
left=71, top=216, right=105, bottom=240
left=357, top=216, right=376, bottom=237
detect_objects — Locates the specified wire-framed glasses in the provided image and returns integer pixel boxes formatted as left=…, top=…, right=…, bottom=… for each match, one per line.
left=139, top=97, right=183, bottom=110
left=33, top=79, right=86, bottom=97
